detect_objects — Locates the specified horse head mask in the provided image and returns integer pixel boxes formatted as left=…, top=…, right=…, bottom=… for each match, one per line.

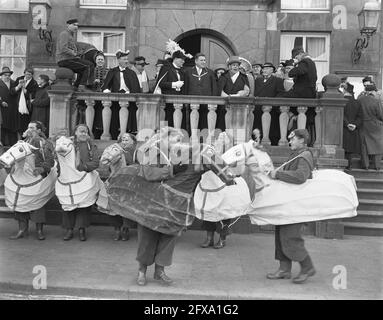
left=0, top=141, right=39, bottom=168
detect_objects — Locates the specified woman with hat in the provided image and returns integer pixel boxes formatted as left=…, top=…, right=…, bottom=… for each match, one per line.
left=218, top=56, right=250, bottom=98
left=0, top=66, right=19, bottom=146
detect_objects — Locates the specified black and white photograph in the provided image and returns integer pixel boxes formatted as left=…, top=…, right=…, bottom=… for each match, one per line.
left=0, top=0, right=382, bottom=307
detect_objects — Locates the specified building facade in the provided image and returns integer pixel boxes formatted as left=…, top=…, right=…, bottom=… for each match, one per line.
left=0, top=0, right=381, bottom=96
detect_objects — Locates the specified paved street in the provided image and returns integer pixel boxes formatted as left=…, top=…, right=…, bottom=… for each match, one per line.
left=0, top=219, right=382, bottom=300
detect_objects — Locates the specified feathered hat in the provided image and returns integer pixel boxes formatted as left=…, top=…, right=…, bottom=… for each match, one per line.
left=165, top=39, right=193, bottom=60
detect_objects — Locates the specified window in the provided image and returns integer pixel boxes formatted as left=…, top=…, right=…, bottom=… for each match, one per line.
left=280, top=33, right=330, bottom=91
left=0, top=0, right=29, bottom=11
left=77, top=29, right=125, bottom=68
left=281, top=0, right=329, bottom=11
left=0, top=33, right=27, bottom=78
left=79, top=0, right=127, bottom=9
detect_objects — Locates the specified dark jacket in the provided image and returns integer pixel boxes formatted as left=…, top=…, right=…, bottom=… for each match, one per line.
left=56, top=29, right=78, bottom=62
left=74, top=140, right=99, bottom=172
left=184, top=66, right=218, bottom=96
left=31, top=84, right=51, bottom=127
left=101, top=66, right=141, bottom=93
left=27, top=135, right=55, bottom=177
left=0, top=79, right=18, bottom=131
left=275, top=147, right=314, bottom=184
left=218, top=71, right=249, bottom=95
left=157, top=63, right=185, bottom=95
left=254, top=75, right=285, bottom=97
left=358, top=93, right=383, bottom=154
left=343, top=95, right=362, bottom=154
left=284, top=57, right=317, bottom=98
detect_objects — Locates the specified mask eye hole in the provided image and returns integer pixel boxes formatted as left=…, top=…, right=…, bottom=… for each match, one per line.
left=19, top=147, right=24, bottom=153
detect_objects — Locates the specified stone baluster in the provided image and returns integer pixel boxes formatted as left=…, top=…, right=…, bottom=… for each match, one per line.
left=173, top=104, right=183, bottom=129
left=225, top=105, right=232, bottom=131
left=314, top=106, right=323, bottom=148
left=190, top=104, right=200, bottom=140
left=101, top=100, right=112, bottom=140
left=85, top=100, right=96, bottom=133
left=297, top=106, right=308, bottom=129
left=261, top=105, right=272, bottom=145
left=207, top=104, right=217, bottom=139
left=119, top=101, right=129, bottom=135
left=278, top=106, right=290, bottom=146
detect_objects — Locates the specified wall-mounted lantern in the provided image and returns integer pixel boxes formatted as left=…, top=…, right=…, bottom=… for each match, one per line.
left=30, top=0, right=53, bottom=56
left=351, top=0, right=381, bottom=64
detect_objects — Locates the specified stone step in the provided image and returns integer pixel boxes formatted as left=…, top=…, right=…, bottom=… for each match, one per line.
left=346, top=169, right=383, bottom=179
left=344, top=211, right=383, bottom=224
left=343, top=222, right=383, bottom=237
left=350, top=158, right=383, bottom=169
left=356, top=178, right=383, bottom=190
left=358, top=199, right=383, bottom=212
left=357, top=188, right=383, bottom=200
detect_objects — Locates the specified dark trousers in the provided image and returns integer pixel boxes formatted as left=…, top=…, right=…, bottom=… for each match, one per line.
left=62, top=206, right=91, bottom=229
left=136, top=224, right=177, bottom=267
left=275, top=224, right=308, bottom=262
left=360, top=136, right=382, bottom=169
left=1, top=128, right=18, bottom=147
left=57, top=58, right=94, bottom=87
left=201, top=219, right=232, bottom=239
left=15, top=208, right=46, bottom=224
left=110, top=215, right=130, bottom=229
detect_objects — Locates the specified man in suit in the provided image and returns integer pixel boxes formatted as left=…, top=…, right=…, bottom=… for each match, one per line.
left=253, top=62, right=285, bottom=146
left=157, top=50, right=188, bottom=128
left=102, top=50, right=141, bottom=139
left=130, top=56, right=150, bottom=93
left=184, top=53, right=218, bottom=130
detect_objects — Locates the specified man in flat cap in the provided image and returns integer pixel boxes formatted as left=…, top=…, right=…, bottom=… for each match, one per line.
left=268, top=128, right=316, bottom=284
left=56, top=19, right=95, bottom=91
left=253, top=62, right=285, bottom=146
left=101, top=50, right=141, bottom=139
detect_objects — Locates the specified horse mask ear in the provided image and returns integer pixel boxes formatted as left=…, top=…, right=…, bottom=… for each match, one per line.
left=69, top=136, right=75, bottom=142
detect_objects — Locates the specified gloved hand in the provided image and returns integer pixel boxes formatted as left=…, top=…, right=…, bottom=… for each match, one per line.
left=33, top=167, right=45, bottom=177
left=172, top=81, right=184, bottom=90
left=173, top=164, right=188, bottom=175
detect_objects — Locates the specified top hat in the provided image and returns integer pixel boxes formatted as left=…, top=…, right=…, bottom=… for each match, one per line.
left=251, top=62, right=263, bottom=68
left=288, top=129, right=310, bottom=144
left=0, top=66, right=13, bottom=76
left=66, top=18, right=78, bottom=25
left=262, top=62, right=276, bottom=71
left=226, top=56, right=241, bottom=66
left=134, top=56, right=149, bottom=65
left=115, top=49, right=130, bottom=59
left=291, top=47, right=305, bottom=59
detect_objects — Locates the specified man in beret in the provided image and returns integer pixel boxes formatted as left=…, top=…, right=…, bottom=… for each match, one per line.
left=268, top=128, right=316, bottom=284
left=101, top=50, right=141, bottom=139
left=56, top=19, right=95, bottom=91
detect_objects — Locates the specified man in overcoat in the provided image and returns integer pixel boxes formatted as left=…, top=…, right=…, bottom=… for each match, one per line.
left=268, top=129, right=316, bottom=284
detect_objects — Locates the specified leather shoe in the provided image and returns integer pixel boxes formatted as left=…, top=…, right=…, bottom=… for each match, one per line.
left=292, top=268, right=316, bottom=284
left=113, top=229, right=121, bottom=241
left=200, top=238, right=214, bottom=248
left=79, top=228, right=87, bottom=241
left=63, top=229, right=73, bottom=241
left=154, top=271, right=173, bottom=285
left=9, top=230, right=28, bottom=240
left=121, top=228, right=130, bottom=241
left=137, top=271, right=147, bottom=286
left=214, top=239, right=226, bottom=249
left=266, top=270, right=292, bottom=280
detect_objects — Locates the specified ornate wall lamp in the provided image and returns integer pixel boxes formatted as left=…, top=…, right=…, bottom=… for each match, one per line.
left=30, top=0, right=53, bottom=56
left=351, top=0, right=381, bottom=64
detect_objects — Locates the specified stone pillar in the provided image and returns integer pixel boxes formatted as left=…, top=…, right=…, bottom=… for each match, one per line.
left=261, top=105, right=272, bottom=145
left=278, top=106, right=290, bottom=146
left=314, top=106, right=323, bottom=148
left=225, top=98, right=253, bottom=145
left=136, top=95, right=162, bottom=142
left=173, top=104, right=183, bottom=129
left=101, top=101, right=112, bottom=140
left=119, top=101, right=129, bottom=135
left=297, top=106, right=308, bottom=129
left=85, top=99, right=96, bottom=133
left=48, top=68, right=76, bottom=137
left=207, top=104, right=217, bottom=139
left=190, top=104, right=200, bottom=140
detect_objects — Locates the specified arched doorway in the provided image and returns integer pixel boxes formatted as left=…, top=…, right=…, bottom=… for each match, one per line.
left=175, top=29, right=236, bottom=69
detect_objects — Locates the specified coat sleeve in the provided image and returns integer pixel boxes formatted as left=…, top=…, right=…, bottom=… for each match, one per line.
left=354, top=101, right=363, bottom=128
left=57, top=32, right=77, bottom=57
left=79, top=142, right=99, bottom=172
left=276, top=77, right=285, bottom=96
left=140, top=164, right=173, bottom=181
left=158, top=67, right=173, bottom=91
left=275, top=157, right=312, bottom=184
left=211, top=72, right=218, bottom=96
left=31, top=89, right=50, bottom=108
left=101, top=69, right=114, bottom=91
left=128, top=70, right=141, bottom=93
left=288, top=60, right=309, bottom=78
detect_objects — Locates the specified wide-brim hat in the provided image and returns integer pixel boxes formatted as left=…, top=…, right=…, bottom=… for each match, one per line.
left=172, top=50, right=187, bottom=60
left=251, top=61, right=263, bottom=68
left=66, top=18, right=78, bottom=25
left=262, top=62, right=276, bottom=71
left=214, top=64, right=227, bottom=72
left=291, top=46, right=304, bottom=58
left=0, top=67, right=13, bottom=76
left=226, top=56, right=241, bottom=66
left=115, top=49, right=130, bottom=59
